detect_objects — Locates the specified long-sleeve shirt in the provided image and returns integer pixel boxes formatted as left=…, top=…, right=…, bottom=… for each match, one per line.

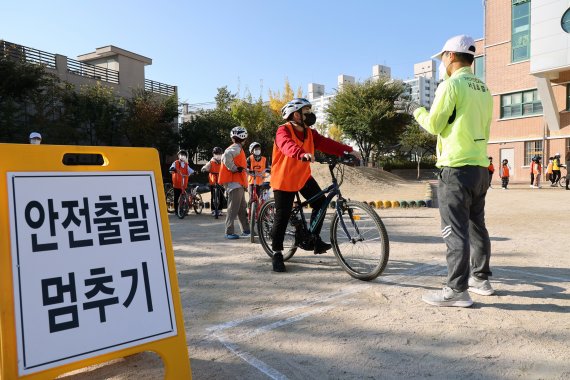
left=274, top=125, right=353, bottom=159
left=221, top=143, right=244, bottom=191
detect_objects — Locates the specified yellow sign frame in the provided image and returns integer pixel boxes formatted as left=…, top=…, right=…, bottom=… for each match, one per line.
left=0, top=144, right=191, bottom=379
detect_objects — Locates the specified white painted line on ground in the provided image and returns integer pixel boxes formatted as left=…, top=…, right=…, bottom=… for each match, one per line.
left=207, top=262, right=441, bottom=380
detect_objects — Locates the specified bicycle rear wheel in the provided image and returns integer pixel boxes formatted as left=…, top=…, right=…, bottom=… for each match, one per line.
left=193, top=193, right=204, bottom=214
left=166, top=188, right=175, bottom=214
left=177, top=194, right=189, bottom=219
left=249, top=202, right=257, bottom=243
left=257, top=199, right=297, bottom=261
left=330, top=201, right=389, bottom=281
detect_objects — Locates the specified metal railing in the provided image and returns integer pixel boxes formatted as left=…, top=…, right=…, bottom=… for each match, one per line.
left=0, top=40, right=56, bottom=69
left=145, top=79, right=176, bottom=97
left=67, top=58, right=119, bottom=84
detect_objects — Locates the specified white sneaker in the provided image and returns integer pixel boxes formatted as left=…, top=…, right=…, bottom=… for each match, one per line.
left=422, top=286, right=473, bottom=307
left=468, top=277, right=495, bottom=296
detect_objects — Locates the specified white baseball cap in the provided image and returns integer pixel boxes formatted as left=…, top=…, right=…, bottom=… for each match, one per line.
left=431, top=35, right=476, bottom=60
left=29, top=132, right=42, bottom=139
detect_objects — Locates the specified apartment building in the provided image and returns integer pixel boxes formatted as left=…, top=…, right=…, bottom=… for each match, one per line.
left=403, top=60, right=438, bottom=108
left=480, top=0, right=570, bottom=182
left=0, top=40, right=176, bottom=99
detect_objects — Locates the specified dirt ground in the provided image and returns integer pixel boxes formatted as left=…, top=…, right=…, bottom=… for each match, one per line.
left=62, top=166, right=569, bottom=380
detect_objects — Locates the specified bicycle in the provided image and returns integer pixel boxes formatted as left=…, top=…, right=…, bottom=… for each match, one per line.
left=166, top=176, right=204, bottom=219
left=257, top=155, right=389, bottom=281
left=164, top=182, right=175, bottom=213
left=247, top=169, right=271, bottom=243
left=554, top=168, right=566, bottom=188
left=211, top=181, right=225, bottom=219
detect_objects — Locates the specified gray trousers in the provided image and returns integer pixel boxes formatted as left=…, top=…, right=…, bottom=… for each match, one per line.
left=438, top=166, right=492, bottom=292
left=225, top=186, right=249, bottom=235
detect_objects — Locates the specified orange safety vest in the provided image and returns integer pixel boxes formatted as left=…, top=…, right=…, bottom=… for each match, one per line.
left=172, top=160, right=190, bottom=189
left=488, top=163, right=494, bottom=174
left=248, top=155, right=267, bottom=185
left=501, top=165, right=510, bottom=178
left=208, top=159, right=222, bottom=185
left=270, top=122, right=314, bottom=192
left=531, top=162, right=542, bottom=175
left=218, top=145, right=247, bottom=186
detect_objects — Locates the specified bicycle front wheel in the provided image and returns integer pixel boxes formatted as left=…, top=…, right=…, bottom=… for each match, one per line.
left=177, top=194, right=189, bottom=219
left=166, top=188, right=175, bottom=214
left=193, top=193, right=204, bottom=214
left=249, top=202, right=257, bottom=243
left=330, top=201, right=389, bottom=281
left=257, top=199, right=298, bottom=261
left=559, top=176, right=566, bottom=188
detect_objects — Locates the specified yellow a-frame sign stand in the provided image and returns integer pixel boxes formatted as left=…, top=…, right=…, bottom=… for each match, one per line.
left=0, top=144, right=191, bottom=379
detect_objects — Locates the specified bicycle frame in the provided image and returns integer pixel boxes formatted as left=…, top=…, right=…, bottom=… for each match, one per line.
left=293, top=161, right=362, bottom=243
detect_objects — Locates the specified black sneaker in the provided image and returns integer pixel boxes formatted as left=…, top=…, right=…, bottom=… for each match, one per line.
left=314, top=239, right=332, bottom=255
left=272, top=252, right=286, bottom=272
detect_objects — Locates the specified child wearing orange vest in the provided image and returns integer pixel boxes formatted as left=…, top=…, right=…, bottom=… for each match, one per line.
left=201, top=146, right=224, bottom=217
left=270, top=98, right=360, bottom=272
left=169, top=150, right=195, bottom=215
left=247, top=141, right=270, bottom=205
left=487, top=157, right=494, bottom=188
left=219, top=126, right=250, bottom=239
left=499, top=159, right=510, bottom=189
left=531, top=156, right=542, bottom=188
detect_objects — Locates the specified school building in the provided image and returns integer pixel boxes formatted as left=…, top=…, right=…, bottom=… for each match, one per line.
left=479, top=0, right=570, bottom=182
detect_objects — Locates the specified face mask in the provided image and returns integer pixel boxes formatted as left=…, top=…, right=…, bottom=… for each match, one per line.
left=30, top=139, right=41, bottom=145
left=253, top=149, right=261, bottom=156
left=438, top=61, right=450, bottom=81
left=179, top=156, right=187, bottom=162
left=303, top=112, right=317, bottom=127
left=214, top=155, right=222, bottom=161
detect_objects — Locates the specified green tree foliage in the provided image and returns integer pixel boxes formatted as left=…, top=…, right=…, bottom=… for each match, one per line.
left=326, top=77, right=409, bottom=166
left=123, top=90, right=178, bottom=165
left=399, top=120, right=437, bottom=179
left=214, top=85, right=237, bottom=112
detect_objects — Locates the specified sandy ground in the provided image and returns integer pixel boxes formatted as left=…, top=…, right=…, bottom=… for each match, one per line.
left=61, top=167, right=569, bottom=380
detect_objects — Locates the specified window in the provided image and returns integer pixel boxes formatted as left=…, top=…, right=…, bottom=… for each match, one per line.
left=512, top=0, right=531, bottom=62
left=474, top=56, right=485, bottom=81
left=500, top=89, right=542, bottom=118
left=562, top=8, right=570, bottom=33
left=524, top=140, right=543, bottom=165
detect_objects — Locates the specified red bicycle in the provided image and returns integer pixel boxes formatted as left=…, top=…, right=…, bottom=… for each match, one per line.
left=247, top=169, right=271, bottom=243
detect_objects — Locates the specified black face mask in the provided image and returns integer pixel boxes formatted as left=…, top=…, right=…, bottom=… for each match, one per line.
left=303, top=112, right=317, bottom=127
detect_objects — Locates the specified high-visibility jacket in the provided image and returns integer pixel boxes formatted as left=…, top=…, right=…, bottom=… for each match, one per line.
left=270, top=122, right=314, bottom=192
left=248, top=155, right=267, bottom=185
left=207, top=159, right=222, bottom=185
left=414, top=66, right=493, bottom=168
left=553, top=158, right=561, bottom=170
left=500, top=164, right=510, bottom=178
left=219, top=146, right=247, bottom=186
left=171, top=160, right=190, bottom=189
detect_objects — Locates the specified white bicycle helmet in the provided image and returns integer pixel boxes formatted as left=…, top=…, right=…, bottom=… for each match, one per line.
left=230, top=126, right=248, bottom=140
left=249, top=142, right=261, bottom=154
left=281, top=98, right=312, bottom=120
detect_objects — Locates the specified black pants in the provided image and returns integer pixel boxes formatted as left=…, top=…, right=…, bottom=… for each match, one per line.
left=552, top=170, right=561, bottom=184
left=530, top=173, right=534, bottom=185
left=438, top=166, right=492, bottom=292
left=271, top=177, right=325, bottom=252
left=174, top=188, right=182, bottom=214
left=501, top=177, right=509, bottom=188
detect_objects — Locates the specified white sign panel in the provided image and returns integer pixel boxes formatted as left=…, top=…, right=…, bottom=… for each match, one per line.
left=7, top=172, right=176, bottom=375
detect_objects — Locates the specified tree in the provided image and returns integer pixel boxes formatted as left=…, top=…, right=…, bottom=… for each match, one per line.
left=328, top=124, right=344, bottom=142
left=399, top=120, right=437, bottom=179
left=268, top=78, right=303, bottom=116
left=326, top=77, right=409, bottom=166
left=230, top=92, right=281, bottom=152
left=215, top=86, right=237, bottom=112
left=123, top=90, right=178, bottom=166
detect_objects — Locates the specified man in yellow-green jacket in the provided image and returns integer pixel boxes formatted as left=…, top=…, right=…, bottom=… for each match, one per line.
left=396, top=35, right=494, bottom=307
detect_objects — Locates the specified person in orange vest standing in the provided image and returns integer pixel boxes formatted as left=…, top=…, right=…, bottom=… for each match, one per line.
left=499, top=159, right=510, bottom=189
left=201, top=146, right=224, bottom=217
left=169, top=150, right=195, bottom=216
left=247, top=141, right=270, bottom=206
left=270, top=98, right=361, bottom=272
left=219, top=126, right=250, bottom=239
left=531, top=155, right=542, bottom=189
left=487, top=157, right=494, bottom=188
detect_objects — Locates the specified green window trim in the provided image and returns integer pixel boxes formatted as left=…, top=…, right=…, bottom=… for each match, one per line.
left=512, top=0, right=531, bottom=63
left=500, top=89, right=542, bottom=119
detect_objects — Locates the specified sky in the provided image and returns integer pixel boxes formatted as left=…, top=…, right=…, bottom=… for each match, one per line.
left=2, top=0, right=484, bottom=106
